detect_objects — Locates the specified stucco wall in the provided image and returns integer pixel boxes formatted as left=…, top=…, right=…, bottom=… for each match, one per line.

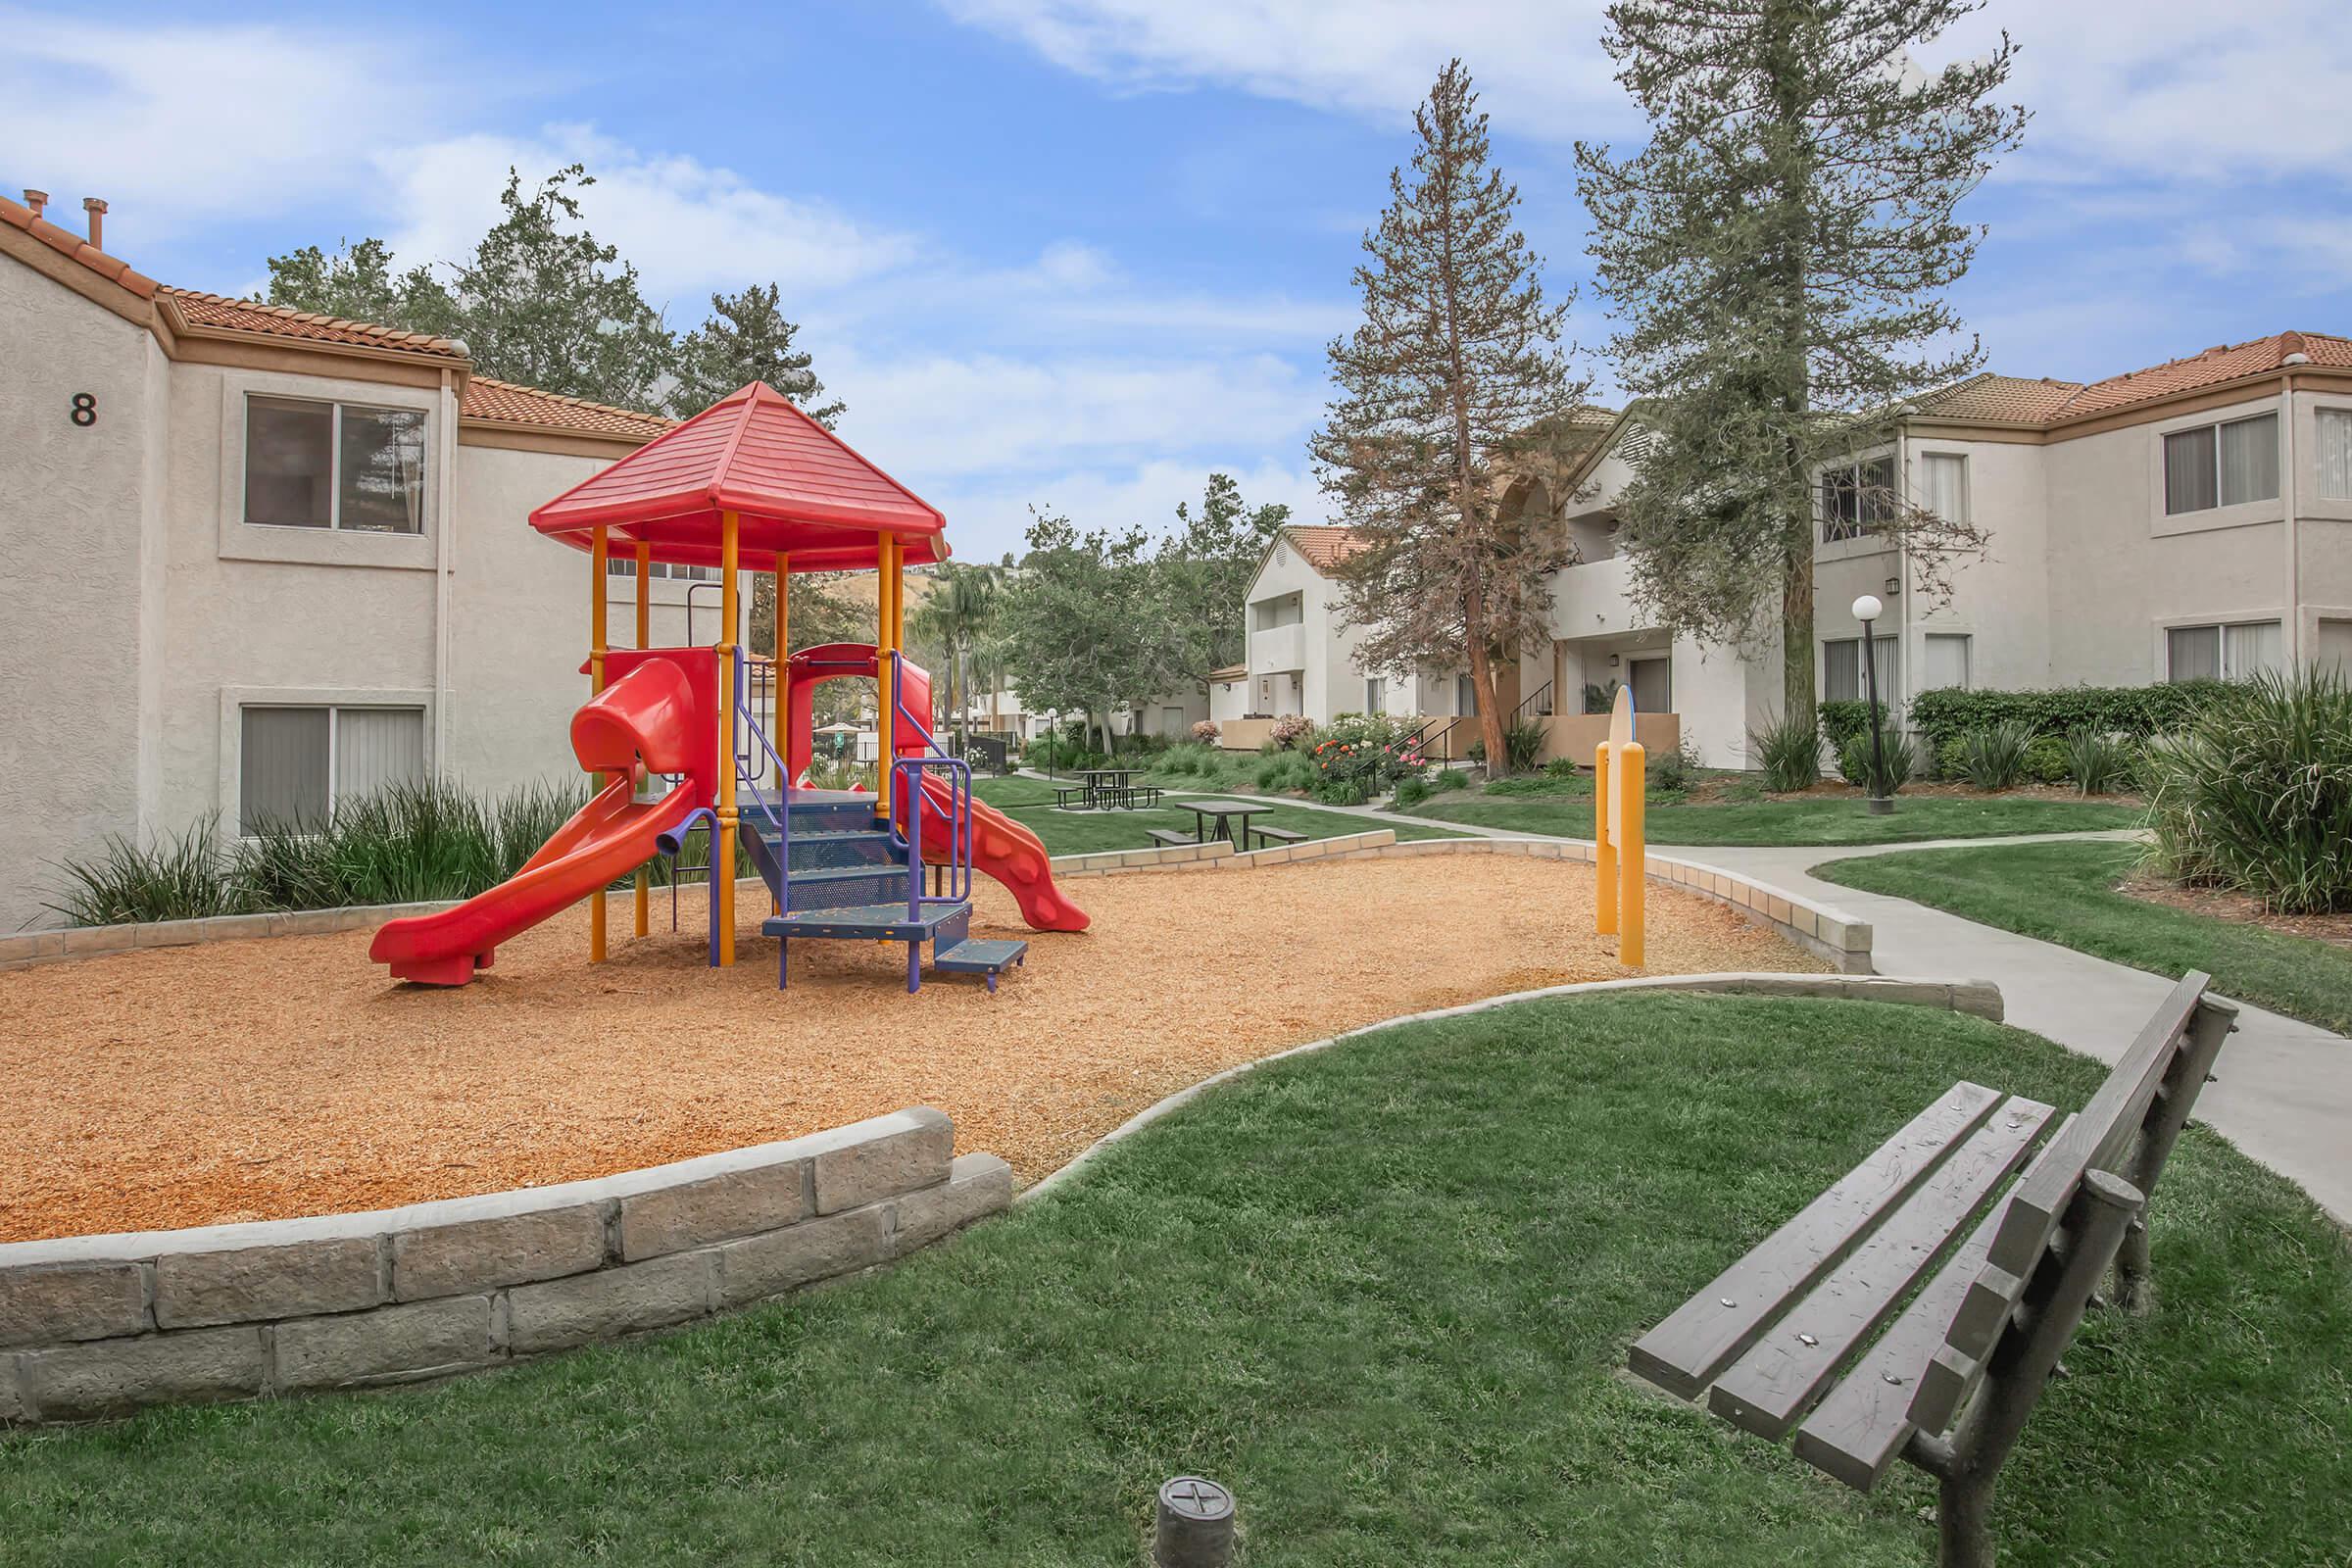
left=0, top=261, right=160, bottom=932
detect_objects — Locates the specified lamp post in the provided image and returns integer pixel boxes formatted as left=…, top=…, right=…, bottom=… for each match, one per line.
left=1851, top=594, right=1893, bottom=815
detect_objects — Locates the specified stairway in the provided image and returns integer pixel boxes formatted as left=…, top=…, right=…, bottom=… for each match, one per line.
left=739, top=790, right=1026, bottom=993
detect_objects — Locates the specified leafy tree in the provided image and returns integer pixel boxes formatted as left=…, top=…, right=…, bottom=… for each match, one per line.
left=908, top=562, right=1002, bottom=748
left=1311, top=61, right=1592, bottom=772
left=1575, top=0, right=2022, bottom=739
left=669, top=283, right=843, bottom=424
left=1156, top=473, right=1290, bottom=689
left=260, top=238, right=456, bottom=334
left=444, top=165, right=677, bottom=409
left=995, top=510, right=1174, bottom=755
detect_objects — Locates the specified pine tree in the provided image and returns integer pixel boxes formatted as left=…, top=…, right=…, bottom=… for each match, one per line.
left=1311, top=60, right=1591, bottom=773
left=669, top=283, right=843, bottom=424
left=1576, top=0, right=2024, bottom=740
left=1158, top=473, right=1291, bottom=688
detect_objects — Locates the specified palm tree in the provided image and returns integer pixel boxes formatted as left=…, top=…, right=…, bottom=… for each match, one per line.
left=908, top=562, right=1001, bottom=749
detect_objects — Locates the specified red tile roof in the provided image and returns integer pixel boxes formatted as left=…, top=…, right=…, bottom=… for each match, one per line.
left=1924, top=333, right=2352, bottom=428
left=1915, top=373, right=2085, bottom=424
left=161, top=288, right=465, bottom=359
left=1283, top=525, right=1371, bottom=572
left=0, top=191, right=158, bottom=297
left=460, top=377, right=675, bottom=440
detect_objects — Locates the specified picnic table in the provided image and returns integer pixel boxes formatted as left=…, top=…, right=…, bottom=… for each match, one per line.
left=1074, top=767, right=1153, bottom=809
left=1176, top=797, right=1272, bottom=849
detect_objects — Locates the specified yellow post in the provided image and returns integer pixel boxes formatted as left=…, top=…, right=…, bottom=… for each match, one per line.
left=633, top=541, right=651, bottom=939
left=1619, top=741, right=1646, bottom=968
left=1593, top=739, right=1616, bottom=936
left=715, top=511, right=741, bottom=966
left=589, top=526, right=610, bottom=963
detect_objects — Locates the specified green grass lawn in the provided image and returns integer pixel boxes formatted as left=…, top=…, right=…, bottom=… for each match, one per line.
left=2, top=995, right=2341, bottom=1566
left=976, top=775, right=1462, bottom=855
left=1401, top=784, right=2143, bottom=847
left=1814, top=839, right=2352, bottom=1033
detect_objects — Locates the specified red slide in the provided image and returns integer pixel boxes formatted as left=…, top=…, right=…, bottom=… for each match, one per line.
left=898, top=773, right=1090, bottom=933
left=370, top=655, right=714, bottom=985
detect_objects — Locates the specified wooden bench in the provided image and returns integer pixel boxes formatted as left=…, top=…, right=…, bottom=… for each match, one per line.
left=1054, top=786, right=1088, bottom=809
left=1147, top=828, right=1198, bottom=849
left=1630, top=971, right=2235, bottom=1568
left=1250, top=824, right=1306, bottom=850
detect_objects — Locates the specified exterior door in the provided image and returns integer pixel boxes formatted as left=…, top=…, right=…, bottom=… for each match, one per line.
left=1629, top=657, right=1672, bottom=713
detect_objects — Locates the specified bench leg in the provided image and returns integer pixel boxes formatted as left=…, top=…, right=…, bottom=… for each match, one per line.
left=2115, top=999, right=2235, bottom=1314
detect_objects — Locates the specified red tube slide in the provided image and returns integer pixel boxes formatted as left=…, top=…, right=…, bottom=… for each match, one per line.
left=369, top=658, right=710, bottom=985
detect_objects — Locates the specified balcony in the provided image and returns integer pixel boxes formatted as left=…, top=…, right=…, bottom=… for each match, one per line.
left=1549, top=555, right=1655, bottom=640
left=1250, top=621, right=1306, bottom=674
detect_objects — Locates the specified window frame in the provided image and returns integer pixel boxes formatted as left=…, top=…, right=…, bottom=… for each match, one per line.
left=1921, top=631, right=1973, bottom=693
left=242, top=393, right=429, bottom=536
left=223, top=690, right=434, bottom=838
left=1819, top=452, right=1897, bottom=544
left=2153, top=407, right=2281, bottom=531
left=1822, top=634, right=1901, bottom=705
left=1918, top=450, right=1970, bottom=528
left=2163, top=617, right=2284, bottom=683
left=1364, top=676, right=1387, bottom=713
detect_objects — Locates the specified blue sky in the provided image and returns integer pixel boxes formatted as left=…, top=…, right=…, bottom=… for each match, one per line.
left=7, top=1, right=2350, bottom=563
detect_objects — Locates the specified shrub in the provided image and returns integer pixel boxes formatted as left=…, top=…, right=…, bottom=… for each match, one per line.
left=2142, top=668, right=2352, bottom=913
left=1910, top=681, right=2231, bottom=754
left=1647, top=734, right=1705, bottom=795
left=1749, top=710, right=1822, bottom=792
left=1583, top=681, right=1618, bottom=714
left=1837, top=720, right=1914, bottom=797
left=1393, top=774, right=1433, bottom=808
left=2022, top=736, right=2071, bottom=786
left=1253, top=750, right=1320, bottom=794
left=42, top=816, right=243, bottom=926
left=1818, top=699, right=1890, bottom=753
left=2060, top=726, right=2136, bottom=795
left=1190, top=719, right=1220, bottom=744
left=1308, top=711, right=1427, bottom=803
left=1958, top=720, right=2035, bottom=790
left=1270, top=714, right=1316, bottom=750
left=1503, top=718, right=1546, bottom=774
left=1431, top=767, right=1470, bottom=793
left=1544, top=755, right=1579, bottom=779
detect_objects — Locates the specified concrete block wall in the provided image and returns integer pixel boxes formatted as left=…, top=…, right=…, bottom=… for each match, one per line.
left=0, top=1107, right=1009, bottom=1425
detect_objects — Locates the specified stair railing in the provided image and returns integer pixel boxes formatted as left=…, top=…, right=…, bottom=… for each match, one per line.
left=731, top=649, right=794, bottom=914
left=889, top=651, right=973, bottom=915
left=1510, top=679, right=1555, bottom=726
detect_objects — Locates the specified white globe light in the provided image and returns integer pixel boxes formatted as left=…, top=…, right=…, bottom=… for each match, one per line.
left=1851, top=594, right=1884, bottom=621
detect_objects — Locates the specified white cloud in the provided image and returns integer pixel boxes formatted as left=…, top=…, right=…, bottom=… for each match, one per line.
left=377, top=126, right=924, bottom=309
left=0, top=13, right=467, bottom=247
left=927, top=457, right=1328, bottom=562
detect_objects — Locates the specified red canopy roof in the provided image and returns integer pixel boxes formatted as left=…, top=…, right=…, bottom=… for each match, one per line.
left=528, top=380, right=949, bottom=572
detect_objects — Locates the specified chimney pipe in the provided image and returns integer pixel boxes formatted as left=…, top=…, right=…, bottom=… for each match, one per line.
left=82, top=197, right=107, bottom=250
left=22, top=189, right=47, bottom=220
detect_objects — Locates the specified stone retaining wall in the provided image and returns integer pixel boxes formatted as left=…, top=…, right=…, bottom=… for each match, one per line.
left=0, top=1107, right=1008, bottom=1425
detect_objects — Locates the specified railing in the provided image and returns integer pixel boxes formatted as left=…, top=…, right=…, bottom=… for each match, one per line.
left=889, top=651, right=973, bottom=916
left=1402, top=714, right=1476, bottom=765
left=1511, top=679, right=1555, bottom=725
left=731, top=649, right=793, bottom=921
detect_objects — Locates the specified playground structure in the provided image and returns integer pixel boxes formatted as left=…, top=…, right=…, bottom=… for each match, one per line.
left=1593, top=685, right=1646, bottom=968
left=368, top=381, right=1087, bottom=993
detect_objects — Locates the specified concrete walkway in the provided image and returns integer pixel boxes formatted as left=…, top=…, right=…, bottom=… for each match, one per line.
left=1689, top=834, right=2350, bottom=1228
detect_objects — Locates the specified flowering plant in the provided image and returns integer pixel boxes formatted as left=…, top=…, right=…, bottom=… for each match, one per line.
left=1270, top=714, right=1316, bottom=750
left=1308, top=711, right=1426, bottom=802
left=1191, top=719, right=1221, bottom=744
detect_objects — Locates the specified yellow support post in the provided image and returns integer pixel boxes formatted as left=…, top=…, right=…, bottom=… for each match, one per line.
left=1619, top=740, right=1646, bottom=969
left=715, top=511, right=741, bottom=967
left=1593, top=739, right=1616, bottom=936
left=589, top=526, right=610, bottom=963
left=633, top=541, right=651, bottom=939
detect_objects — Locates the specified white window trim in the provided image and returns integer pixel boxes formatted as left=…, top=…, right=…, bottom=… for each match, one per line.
left=1815, top=448, right=1902, bottom=563
left=2302, top=398, right=2352, bottom=522
left=1822, top=634, right=1902, bottom=707
left=1915, top=449, right=1972, bottom=528
left=2145, top=400, right=2285, bottom=539
left=2153, top=613, right=2286, bottom=682
left=219, top=685, right=435, bottom=837
left=244, top=395, right=429, bottom=536
left=216, top=373, right=439, bottom=572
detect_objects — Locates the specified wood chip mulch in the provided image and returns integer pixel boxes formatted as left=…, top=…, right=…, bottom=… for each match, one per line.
left=0, top=858, right=1823, bottom=1244
left=2118, top=872, right=2352, bottom=951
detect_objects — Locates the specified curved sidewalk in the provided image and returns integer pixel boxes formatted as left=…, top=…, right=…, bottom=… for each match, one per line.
left=1684, top=836, right=2349, bottom=1229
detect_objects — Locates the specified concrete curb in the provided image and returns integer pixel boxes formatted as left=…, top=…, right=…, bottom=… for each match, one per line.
left=0, top=1108, right=1009, bottom=1426
left=1018, top=972, right=2004, bottom=1206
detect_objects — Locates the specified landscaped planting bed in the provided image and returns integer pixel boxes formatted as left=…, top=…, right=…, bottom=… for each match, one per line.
left=0, top=858, right=1819, bottom=1246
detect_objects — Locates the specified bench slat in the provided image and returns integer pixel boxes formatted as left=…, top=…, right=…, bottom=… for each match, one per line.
left=1707, top=1096, right=2055, bottom=1440
left=1983, top=972, right=2208, bottom=1279
left=1789, top=1114, right=2073, bottom=1492
left=1629, top=1082, right=2005, bottom=1399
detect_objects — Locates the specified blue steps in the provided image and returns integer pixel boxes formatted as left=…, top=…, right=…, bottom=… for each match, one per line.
left=734, top=786, right=1019, bottom=994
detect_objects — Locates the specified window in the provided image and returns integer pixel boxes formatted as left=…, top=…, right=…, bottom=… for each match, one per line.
left=2317, top=619, right=2352, bottom=678
left=607, top=557, right=718, bottom=583
left=1920, top=453, right=1968, bottom=525
left=2319, top=409, right=2352, bottom=500
left=240, top=705, right=425, bottom=833
left=1364, top=676, right=1387, bottom=712
left=1456, top=673, right=1478, bottom=715
left=1923, top=633, right=1972, bottom=692
left=2163, top=414, right=2278, bottom=515
left=1629, top=657, right=1672, bottom=714
left=2167, top=620, right=2281, bottom=682
left=1820, top=455, right=1895, bottom=542
left=1823, top=635, right=1900, bottom=704
left=1160, top=706, right=1185, bottom=732
left=245, top=396, right=426, bottom=533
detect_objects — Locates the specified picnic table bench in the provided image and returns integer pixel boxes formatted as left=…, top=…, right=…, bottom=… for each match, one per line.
left=1630, top=971, right=2235, bottom=1568
left=1147, top=827, right=1197, bottom=849
left=1249, top=824, right=1305, bottom=850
